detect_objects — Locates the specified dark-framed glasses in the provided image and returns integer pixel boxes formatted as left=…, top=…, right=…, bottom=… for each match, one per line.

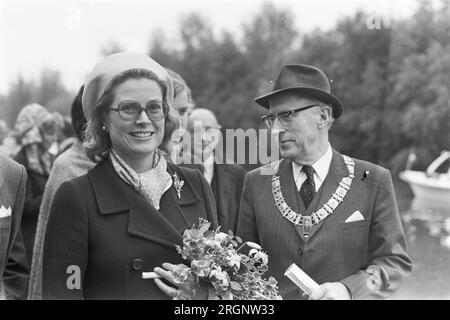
left=260, top=104, right=321, bottom=127
left=110, top=100, right=167, bottom=121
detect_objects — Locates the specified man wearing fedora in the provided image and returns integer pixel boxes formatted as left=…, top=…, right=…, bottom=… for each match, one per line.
left=236, top=64, right=411, bottom=299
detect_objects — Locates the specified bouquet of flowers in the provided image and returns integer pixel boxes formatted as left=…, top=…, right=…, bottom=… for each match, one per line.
left=172, top=218, right=282, bottom=300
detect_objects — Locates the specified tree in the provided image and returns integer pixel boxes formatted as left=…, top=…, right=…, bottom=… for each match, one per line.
left=3, top=70, right=74, bottom=128
left=5, top=75, right=36, bottom=127
left=148, top=29, right=180, bottom=68
left=144, top=1, right=449, bottom=170
left=243, top=2, right=299, bottom=95
left=36, top=69, right=73, bottom=114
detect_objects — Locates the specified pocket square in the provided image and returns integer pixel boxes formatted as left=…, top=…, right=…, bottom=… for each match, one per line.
left=345, top=210, right=364, bottom=223
left=0, top=205, right=12, bottom=218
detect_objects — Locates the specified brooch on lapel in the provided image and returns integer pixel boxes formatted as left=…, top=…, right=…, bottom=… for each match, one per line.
left=173, top=172, right=184, bottom=199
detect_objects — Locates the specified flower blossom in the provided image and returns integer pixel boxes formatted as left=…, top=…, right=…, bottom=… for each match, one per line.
left=226, top=253, right=241, bottom=269
left=210, top=267, right=230, bottom=291
left=191, top=258, right=212, bottom=277
left=215, top=232, right=231, bottom=244
left=249, top=249, right=269, bottom=265
left=246, top=242, right=262, bottom=250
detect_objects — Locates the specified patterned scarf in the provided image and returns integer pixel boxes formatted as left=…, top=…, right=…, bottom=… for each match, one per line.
left=109, top=149, right=172, bottom=210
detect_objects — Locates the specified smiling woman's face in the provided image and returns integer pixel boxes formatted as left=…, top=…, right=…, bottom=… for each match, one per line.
left=106, top=78, right=165, bottom=168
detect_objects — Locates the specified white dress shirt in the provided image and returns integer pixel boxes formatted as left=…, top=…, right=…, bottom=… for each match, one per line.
left=292, top=144, right=333, bottom=192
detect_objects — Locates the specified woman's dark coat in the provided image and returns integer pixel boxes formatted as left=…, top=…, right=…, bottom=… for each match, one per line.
left=43, top=159, right=218, bottom=299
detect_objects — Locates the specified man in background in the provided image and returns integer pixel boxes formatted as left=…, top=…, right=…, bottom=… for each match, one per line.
left=0, top=154, right=29, bottom=299
left=183, top=108, right=246, bottom=234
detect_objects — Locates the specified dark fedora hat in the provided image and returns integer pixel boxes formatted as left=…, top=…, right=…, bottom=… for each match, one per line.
left=254, top=64, right=343, bottom=118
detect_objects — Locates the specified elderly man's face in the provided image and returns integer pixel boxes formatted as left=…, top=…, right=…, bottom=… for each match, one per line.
left=268, top=93, right=323, bottom=163
left=188, top=120, right=221, bottom=160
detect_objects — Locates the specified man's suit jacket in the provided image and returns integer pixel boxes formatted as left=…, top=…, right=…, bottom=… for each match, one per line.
left=182, top=163, right=246, bottom=234
left=237, top=150, right=412, bottom=299
left=43, top=159, right=218, bottom=299
left=0, top=155, right=30, bottom=299
left=211, top=163, right=246, bottom=234
left=14, top=149, right=49, bottom=263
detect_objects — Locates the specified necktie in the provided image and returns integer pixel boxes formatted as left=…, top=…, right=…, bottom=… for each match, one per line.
left=299, top=165, right=316, bottom=210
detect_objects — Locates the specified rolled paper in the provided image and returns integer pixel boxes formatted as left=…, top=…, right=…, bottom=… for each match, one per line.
left=284, top=263, right=319, bottom=296
left=142, top=272, right=162, bottom=279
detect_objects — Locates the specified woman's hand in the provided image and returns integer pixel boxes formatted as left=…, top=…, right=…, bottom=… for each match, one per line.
left=153, top=262, right=207, bottom=300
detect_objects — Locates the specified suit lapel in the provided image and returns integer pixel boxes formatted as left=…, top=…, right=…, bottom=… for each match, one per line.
left=305, top=150, right=349, bottom=240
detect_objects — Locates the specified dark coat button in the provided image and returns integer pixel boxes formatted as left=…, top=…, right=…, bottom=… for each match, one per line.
left=298, top=248, right=303, bottom=256
left=132, top=258, right=144, bottom=270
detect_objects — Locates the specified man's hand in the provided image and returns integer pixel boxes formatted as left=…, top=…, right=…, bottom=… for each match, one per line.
left=308, top=282, right=351, bottom=300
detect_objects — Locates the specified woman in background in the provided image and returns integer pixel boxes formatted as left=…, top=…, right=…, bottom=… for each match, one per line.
left=165, top=68, right=195, bottom=163
left=166, top=68, right=195, bottom=130
left=28, top=86, right=95, bottom=300
left=13, top=103, right=58, bottom=263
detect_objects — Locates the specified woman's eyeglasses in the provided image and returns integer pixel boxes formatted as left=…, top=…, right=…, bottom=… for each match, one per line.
left=110, top=100, right=167, bottom=121
left=260, top=104, right=321, bottom=128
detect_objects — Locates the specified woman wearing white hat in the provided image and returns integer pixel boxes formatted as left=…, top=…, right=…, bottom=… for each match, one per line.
left=42, top=52, right=217, bottom=299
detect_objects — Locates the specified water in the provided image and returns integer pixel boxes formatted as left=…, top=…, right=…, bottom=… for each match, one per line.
left=391, top=180, right=450, bottom=299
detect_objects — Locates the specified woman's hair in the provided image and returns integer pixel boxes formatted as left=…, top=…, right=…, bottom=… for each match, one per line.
left=84, top=68, right=179, bottom=162
left=71, top=85, right=87, bottom=142
left=165, top=68, right=194, bottom=106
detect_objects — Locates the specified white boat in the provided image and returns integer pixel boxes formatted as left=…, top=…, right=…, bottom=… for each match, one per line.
left=399, top=150, right=450, bottom=214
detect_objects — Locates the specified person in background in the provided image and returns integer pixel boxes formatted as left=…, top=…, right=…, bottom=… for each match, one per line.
left=0, top=133, right=21, bottom=159
left=165, top=68, right=195, bottom=163
left=0, top=120, right=8, bottom=144
left=57, top=116, right=76, bottom=154
left=13, top=104, right=59, bottom=264
left=28, top=85, right=95, bottom=300
left=0, top=154, right=29, bottom=300
left=42, top=52, right=217, bottom=299
left=183, top=108, right=246, bottom=234
left=165, top=68, right=195, bottom=130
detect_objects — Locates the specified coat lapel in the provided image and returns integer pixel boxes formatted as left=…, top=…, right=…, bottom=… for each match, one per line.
left=162, top=163, right=202, bottom=230
left=127, top=192, right=183, bottom=248
left=89, top=160, right=184, bottom=249
left=304, top=150, right=350, bottom=240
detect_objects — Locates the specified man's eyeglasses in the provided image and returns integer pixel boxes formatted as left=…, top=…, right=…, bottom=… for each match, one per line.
left=110, top=100, right=167, bottom=121
left=260, top=104, right=321, bottom=127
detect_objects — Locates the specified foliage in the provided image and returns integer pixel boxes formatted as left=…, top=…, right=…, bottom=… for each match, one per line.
left=1, top=1, right=448, bottom=173
left=0, top=71, right=74, bottom=128
left=173, top=218, right=282, bottom=300
left=148, top=0, right=448, bottom=173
